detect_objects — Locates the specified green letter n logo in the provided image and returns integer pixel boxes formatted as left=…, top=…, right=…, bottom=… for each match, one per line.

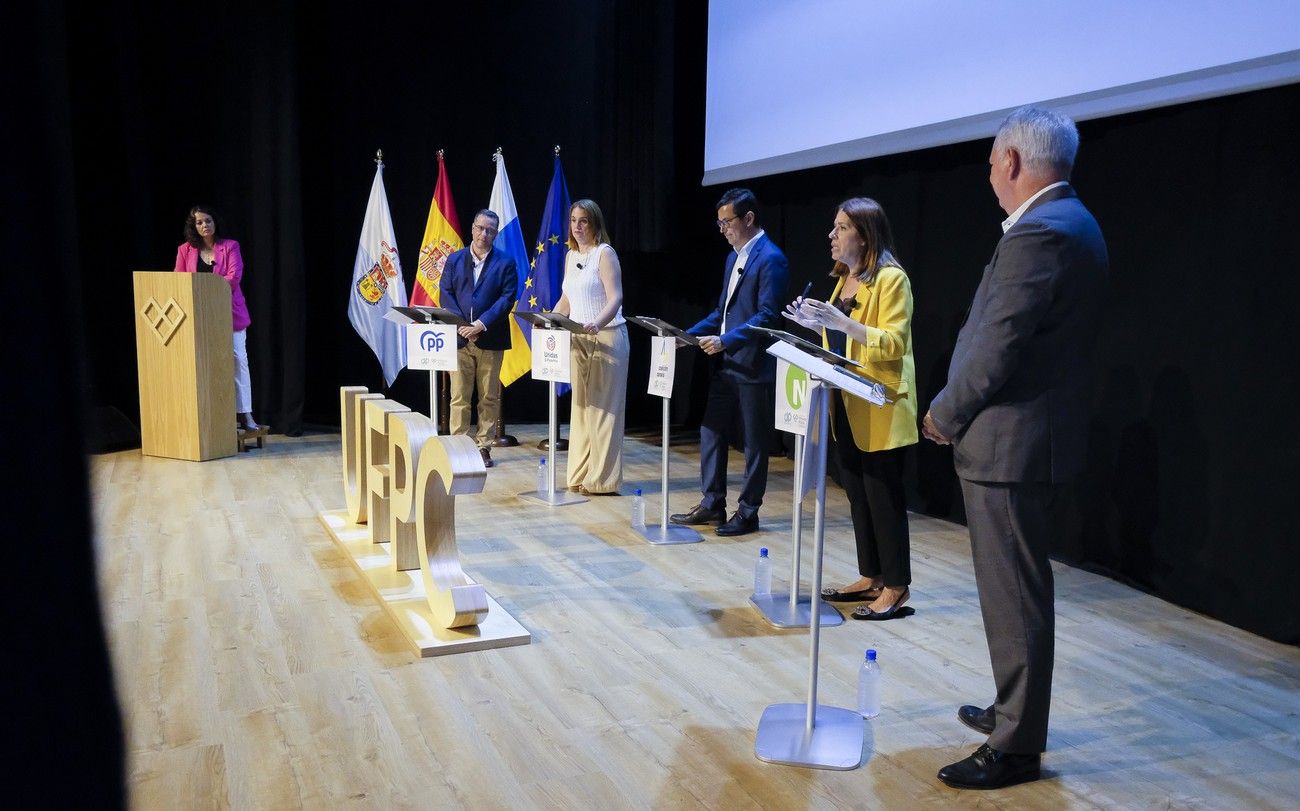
left=785, top=365, right=809, bottom=409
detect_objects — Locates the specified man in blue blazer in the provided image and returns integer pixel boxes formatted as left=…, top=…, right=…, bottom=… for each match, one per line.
left=924, top=107, right=1109, bottom=789
left=672, top=189, right=790, bottom=536
left=438, top=209, right=519, bottom=468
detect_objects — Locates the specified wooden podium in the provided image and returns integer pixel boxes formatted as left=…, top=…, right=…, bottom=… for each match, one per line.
left=133, top=271, right=237, bottom=461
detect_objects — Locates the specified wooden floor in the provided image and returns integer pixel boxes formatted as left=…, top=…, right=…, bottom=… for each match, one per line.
left=91, top=428, right=1300, bottom=809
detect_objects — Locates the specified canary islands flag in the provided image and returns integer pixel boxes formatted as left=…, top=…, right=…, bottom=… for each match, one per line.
left=411, top=151, right=463, bottom=306
left=347, top=157, right=407, bottom=386
left=501, top=153, right=570, bottom=388
left=485, top=152, right=533, bottom=386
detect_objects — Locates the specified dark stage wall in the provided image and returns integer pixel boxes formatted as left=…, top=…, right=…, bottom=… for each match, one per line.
left=46, top=2, right=1300, bottom=650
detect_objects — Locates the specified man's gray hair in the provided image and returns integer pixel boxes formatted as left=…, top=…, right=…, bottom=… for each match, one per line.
left=993, top=106, right=1079, bottom=176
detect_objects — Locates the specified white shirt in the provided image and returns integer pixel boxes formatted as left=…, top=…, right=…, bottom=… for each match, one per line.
left=723, top=229, right=765, bottom=332
left=1002, top=181, right=1069, bottom=233
left=562, top=244, right=625, bottom=327
left=470, top=247, right=488, bottom=286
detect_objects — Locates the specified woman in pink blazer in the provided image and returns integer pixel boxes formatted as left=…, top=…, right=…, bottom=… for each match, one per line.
left=173, top=204, right=259, bottom=430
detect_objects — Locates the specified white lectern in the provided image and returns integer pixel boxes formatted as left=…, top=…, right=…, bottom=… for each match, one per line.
left=750, top=328, right=890, bottom=771
left=625, top=315, right=702, bottom=545
left=517, top=310, right=588, bottom=507
left=751, top=426, right=844, bottom=629
left=387, top=305, right=469, bottom=431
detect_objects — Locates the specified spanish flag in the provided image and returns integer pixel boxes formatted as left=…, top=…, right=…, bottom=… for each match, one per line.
left=411, top=150, right=463, bottom=306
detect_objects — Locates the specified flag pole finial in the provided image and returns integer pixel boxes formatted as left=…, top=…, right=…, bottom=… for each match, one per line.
left=436, top=148, right=445, bottom=160
left=374, top=149, right=384, bottom=168
left=492, top=147, right=503, bottom=163
left=554, top=144, right=561, bottom=156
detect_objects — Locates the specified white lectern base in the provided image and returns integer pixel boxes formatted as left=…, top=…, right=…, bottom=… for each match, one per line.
left=318, top=510, right=531, bottom=657
left=638, top=522, right=703, bottom=545
left=750, top=593, right=844, bottom=628
left=518, top=488, right=588, bottom=507
left=754, top=703, right=864, bottom=770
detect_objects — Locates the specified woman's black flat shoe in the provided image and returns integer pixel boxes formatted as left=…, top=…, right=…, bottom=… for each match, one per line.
left=851, top=588, right=913, bottom=621
left=821, top=586, right=883, bottom=603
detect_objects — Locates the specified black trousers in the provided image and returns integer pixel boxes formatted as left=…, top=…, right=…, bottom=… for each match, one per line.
left=832, top=393, right=911, bottom=587
left=699, top=372, right=774, bottom=519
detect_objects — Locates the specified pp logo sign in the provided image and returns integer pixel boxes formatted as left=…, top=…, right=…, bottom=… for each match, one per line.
left=420, top=330, right=446, bottom=352
left=406, top=323, right=456, bottom=371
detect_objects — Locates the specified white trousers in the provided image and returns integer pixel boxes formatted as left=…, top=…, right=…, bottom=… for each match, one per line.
left=233, top=329, right=252, bottom=413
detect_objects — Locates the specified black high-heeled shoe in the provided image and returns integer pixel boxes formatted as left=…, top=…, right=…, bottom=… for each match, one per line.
left=821, top=586, right=883, bottom=603
left=851, top=587, right=912, bottom=621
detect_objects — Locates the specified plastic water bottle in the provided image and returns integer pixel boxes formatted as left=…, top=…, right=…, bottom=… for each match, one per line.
left=754, top=547, right=772, bottom=597
left=631, top=488, right=646, bottom=530
left=537, top=457, right=548, bottom=496
left=858, top=649, right=881, bottom=718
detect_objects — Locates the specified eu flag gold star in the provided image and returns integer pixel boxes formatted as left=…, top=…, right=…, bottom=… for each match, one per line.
left=529, top=295, right=538, bottom=307
left=525, top=276, right=534, bottom=289
left=536, top=241, right=544, bottom=254
left=549, top=234, right=560, bottom=245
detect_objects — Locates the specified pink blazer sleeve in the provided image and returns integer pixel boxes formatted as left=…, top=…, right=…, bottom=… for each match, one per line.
left=173, top=243, right=194, bottom=273
left=216, top=240, right=243, bottom=289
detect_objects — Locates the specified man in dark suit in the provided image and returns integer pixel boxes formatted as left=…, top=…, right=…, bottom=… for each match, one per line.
left=671, top=188, right=790, bottom=536
left=439, top=209, right=518, bottom=468
left=924, top=107, right=1109, bottom=789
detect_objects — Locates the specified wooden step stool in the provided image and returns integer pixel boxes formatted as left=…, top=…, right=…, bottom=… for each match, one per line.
left=237, top=425, right=269, bottom=452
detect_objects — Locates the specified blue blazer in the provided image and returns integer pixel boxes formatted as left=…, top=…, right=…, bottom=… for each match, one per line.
left=688, top=233, right=791, bottom=384
left=438, top=246, right=519, bottom=351
left=929, top=185, right=1109, bottom=483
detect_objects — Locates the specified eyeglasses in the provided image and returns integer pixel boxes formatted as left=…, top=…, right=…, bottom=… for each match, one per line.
left=471, top=224, right=498, bottom=234
left=716, top=214, right=742, bottom=229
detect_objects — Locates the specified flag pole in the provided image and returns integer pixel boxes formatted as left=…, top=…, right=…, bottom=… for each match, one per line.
left=538, top=143, right=569, bottom=451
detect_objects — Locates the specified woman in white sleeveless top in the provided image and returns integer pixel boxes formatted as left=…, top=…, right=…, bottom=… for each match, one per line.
left=554, top=199, right=629, bottom=494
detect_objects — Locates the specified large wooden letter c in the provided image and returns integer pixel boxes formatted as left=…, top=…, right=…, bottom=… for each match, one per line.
left=414, top=433, right=489, bottom=629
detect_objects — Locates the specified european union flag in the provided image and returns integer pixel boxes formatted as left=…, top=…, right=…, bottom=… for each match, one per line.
left=501, top=153, right=571, bottom=390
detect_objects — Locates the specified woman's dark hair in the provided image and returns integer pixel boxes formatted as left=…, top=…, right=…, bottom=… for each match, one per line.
left=830, top=197, right=903, bottom=281
left=183, top=204, right=224, bottom=247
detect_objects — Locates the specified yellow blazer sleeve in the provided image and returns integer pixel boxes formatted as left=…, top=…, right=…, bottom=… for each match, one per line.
left=854, top=268, right=912, bottom=363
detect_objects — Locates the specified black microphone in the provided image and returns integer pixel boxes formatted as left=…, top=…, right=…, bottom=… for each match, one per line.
left=576, top=263, right=583, bottom=269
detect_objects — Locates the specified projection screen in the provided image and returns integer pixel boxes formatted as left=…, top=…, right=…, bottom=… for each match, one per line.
left=704, top=0, right=1300, bottom=184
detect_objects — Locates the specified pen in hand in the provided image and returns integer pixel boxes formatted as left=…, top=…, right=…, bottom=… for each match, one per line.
left=798, top=281, right=813, bottom=303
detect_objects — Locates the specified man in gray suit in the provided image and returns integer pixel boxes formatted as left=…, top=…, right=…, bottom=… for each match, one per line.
left=924, top=106, right=1109, bottom=790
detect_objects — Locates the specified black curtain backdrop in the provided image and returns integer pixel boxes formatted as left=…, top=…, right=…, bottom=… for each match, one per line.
left=6, top=2, right=126, bottom=805
left=53, top=0, right=1298, bottom=655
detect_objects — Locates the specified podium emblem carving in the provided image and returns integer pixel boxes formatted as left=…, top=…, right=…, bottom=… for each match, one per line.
left=139, top=296, right=187, bottom=346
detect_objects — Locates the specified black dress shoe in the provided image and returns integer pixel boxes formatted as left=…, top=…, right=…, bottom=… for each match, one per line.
left=669, top=504, right=726, bottom=525
left=958, top=704, right=995, bottom=735
left=714, top=511, right=759, bottom=537
left=850, top=587, right=911, bottom=620
left=938, top=744, right=1041, bottom=790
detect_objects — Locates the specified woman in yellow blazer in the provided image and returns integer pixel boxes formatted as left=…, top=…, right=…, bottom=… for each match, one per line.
left=786, top=197, right=918, bottom=620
